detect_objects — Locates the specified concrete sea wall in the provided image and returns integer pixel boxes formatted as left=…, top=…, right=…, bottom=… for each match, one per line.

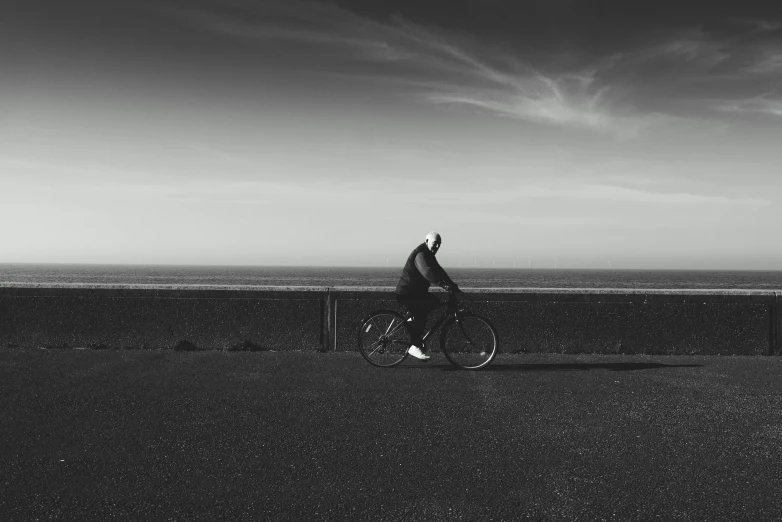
left=1, top=284, right=780, bottom=355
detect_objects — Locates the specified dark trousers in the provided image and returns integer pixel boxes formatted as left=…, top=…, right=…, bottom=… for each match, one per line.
left=395, top=293, right=441, bottom=347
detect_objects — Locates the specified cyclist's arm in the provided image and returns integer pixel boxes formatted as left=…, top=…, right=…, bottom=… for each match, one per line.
left=414, top=252, right=458, bottom=291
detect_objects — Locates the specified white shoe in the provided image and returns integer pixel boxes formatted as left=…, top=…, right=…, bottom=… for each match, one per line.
left=407, top=346, right=430, bottom=361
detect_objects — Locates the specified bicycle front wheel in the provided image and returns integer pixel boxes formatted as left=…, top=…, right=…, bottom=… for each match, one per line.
left=358, top=310, right=409, bottom=368
left=440, top=313, right=498, bottom=370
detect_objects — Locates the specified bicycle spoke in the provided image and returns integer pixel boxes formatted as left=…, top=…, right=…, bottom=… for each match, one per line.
left=457, top=321, right=474, bottom=344
left=358, top=311, right=409, bottom=368
left=369, top=316, right=382, bottom=333
left=441, top=314, right=497, bottom=370
left=366, top=340, right=384, bottom=356
left=384, top=318, right=399, bottom=336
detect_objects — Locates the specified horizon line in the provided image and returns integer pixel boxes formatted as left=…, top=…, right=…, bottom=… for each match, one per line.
left=1, top=262, right=780, bottom=272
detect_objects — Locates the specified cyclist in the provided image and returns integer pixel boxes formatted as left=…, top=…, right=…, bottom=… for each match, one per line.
left=395, top=231, right=460, bottom=361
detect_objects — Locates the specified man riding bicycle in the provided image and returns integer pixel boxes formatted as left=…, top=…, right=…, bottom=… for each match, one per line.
left=395, top=231, right=460, bottom=361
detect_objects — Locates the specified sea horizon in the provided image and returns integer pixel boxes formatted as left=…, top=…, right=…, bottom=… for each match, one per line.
left=2, top=261, right=781, bottom=271
left=2, top=263, right=781, bottom=290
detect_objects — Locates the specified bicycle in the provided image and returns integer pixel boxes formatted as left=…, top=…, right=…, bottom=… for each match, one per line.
left=357, top=292, right=499, bottom=370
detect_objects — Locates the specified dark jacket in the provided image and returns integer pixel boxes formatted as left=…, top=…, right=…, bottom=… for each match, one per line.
left=395, top=243, right=454, bottom=295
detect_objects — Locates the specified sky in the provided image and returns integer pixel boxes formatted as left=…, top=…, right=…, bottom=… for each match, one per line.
left=2, top=0, right=782, bottom=269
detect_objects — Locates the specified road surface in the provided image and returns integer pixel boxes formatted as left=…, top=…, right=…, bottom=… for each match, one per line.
left=2, top=349, right=781, bottom=520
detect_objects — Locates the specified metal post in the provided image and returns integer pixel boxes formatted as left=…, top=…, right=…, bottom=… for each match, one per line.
left=326, top=290, right=336, bottom=352
left=332, top=296, right=338, bottom=352
left=323, top=290, right=333, bottom=352
left=773, top=292, right=780, bottom=356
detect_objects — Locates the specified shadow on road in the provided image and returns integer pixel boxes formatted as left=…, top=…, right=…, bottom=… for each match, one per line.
left=398, top=362, right=703, bottom=372
left=476, top=362, right=703, bottom=372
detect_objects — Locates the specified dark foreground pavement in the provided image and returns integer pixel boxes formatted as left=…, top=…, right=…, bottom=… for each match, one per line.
left=2, top=350, right=782, bottom=521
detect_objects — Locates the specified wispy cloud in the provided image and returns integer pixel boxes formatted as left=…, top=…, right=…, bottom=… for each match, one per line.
left=631, top=21, right=782, bottom=76
left=744, top=47, right=782, bottom=75
left=166, top=1, right=683, bottom=138
left=170, top=5, right=387, bottom=52
left=595, top=20, right=782, bottom=127
left=166, top=3, right=782, bottom=137
left=177, top=141, right=253, bottom=166
left=717, top=92, right=782, bottom=117
left=57, top=178, right=380, bottom=206
left=731, top=18, right=782, bottom=35
left=644, top=28, right=732, bottom=67
left=389, top=181, right=771, bottom=208
left=0, top=154, right=142, bottom=180
left=560, top=184, right=770, bottom=207
left=422, top=79, right=671, bottom=139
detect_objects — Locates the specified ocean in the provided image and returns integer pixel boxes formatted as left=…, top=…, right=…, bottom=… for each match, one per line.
left=1, top=264, right=781, bottom=290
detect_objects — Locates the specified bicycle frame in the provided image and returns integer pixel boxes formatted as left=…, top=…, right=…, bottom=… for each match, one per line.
left=391, top=294, right=462, bottom=349
left=358, top=291, right=497, bottom=370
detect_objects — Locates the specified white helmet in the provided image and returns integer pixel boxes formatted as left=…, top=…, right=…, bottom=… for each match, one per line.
left=425, top=231, right=441, bottom=244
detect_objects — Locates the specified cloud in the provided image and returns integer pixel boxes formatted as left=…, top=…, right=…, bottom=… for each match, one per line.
left=744, top=48, right=782, bottom=75
left=648, top=30, right=731, bottom=67
left=166, top=3, right=782, bottom=138
left=731, top=18, right=782, bottom=35
left=166, top=1, right=683, bottom=138
left=177, top=141, right=252, bottom=166
left=717, top=93, right=782, bottom=117
left=397, top=182, right=771, bottom=208
left=563, top=184, right=769, bottom=207
left=423, top=80, right=674, bottom=139
left=170, top=4, right=385, bottom=51
left=60, top=178, right=380, bottom=206
left=448, top=212, right=614, bottom=227
left=589, top=20, right=782, bottom=124
left=0, top=154, right=135, bottom=179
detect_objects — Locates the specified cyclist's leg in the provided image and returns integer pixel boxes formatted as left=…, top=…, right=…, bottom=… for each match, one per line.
left=396, top=294, right=420, bottom=346
left=419, top=293, right=442, bottom=342
left=422, top=292, right=441, bottom=313
left=396, top=293, right=440, bottom=348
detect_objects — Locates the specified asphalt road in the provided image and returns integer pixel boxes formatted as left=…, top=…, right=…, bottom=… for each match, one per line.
left=2, top=349, right=782, bottom=521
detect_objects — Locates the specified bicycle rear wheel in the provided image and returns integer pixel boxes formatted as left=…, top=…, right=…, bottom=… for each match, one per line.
left=440, top=313, right=498, bottom=370
left=358, top=310, right=409, bottom=368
